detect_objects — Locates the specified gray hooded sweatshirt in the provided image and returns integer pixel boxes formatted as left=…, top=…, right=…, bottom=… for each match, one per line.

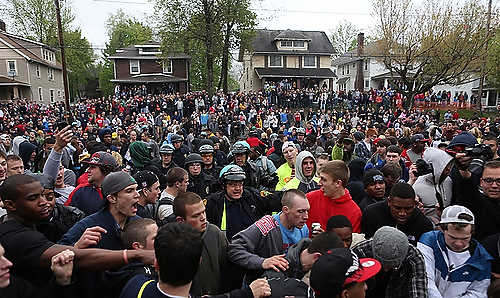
left=283, top=150, right=319, bottom=193
left=412, top=147, right=453, bottom=222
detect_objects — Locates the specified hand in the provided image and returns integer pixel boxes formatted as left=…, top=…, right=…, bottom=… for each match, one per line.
left=262, top=254, right=289, bottom=272
left=415, top=195, right=425, bottom=213
left=74, top=226, right=107, bottom=249
left=311, top=226, right=325, bottom=238
left=455, top=153, right=472, bottom=171
left=51, top=249, right=75, bottom=286
left=54, top=126, right=73, bottom=153
left=134, top=249, right=155, bottom=265
left=408, top=164, right=417, bottom=185
left=249, top=278, right=271, bottom=298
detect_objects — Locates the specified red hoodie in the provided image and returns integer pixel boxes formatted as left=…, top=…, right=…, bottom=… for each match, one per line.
left=306, top=188, right=361, bottom=234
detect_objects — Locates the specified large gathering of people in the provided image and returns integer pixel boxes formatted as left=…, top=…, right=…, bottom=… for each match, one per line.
left=0, top=85, right=499, bottom=298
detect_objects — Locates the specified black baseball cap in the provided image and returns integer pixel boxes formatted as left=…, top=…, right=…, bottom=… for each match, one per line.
left=82, top=151, right=118, bottom=170
left=102, top=171, right=137, bottom=198
left=363, top=169, right=385, bottom=186
left=310, top=248, right=381, bottom=297
left=411, top=134, right=429, bottom=144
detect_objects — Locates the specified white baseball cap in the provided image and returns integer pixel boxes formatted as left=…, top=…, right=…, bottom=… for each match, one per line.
left=439, top=205, right=475, bottom=225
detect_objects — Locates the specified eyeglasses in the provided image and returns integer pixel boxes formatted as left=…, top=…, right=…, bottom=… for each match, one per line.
left=482, top=178, right=500, bottom=185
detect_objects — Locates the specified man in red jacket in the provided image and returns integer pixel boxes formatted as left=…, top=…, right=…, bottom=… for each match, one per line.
left=306, top=160, right=361, bottom=235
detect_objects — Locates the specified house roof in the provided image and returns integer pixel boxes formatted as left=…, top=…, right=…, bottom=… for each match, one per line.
left=0, top=31, right=63, bottom=70
left=331, top=41, right=383, bottom=66
left=337, top=77, right=350, bottom=85
left=250, top=29, right=333, bottom=55
left=274, top=29, right=311, bottom=41
left=110, top=73, right=188, bottom=84
left=0, top=75, right=30, bottom=86
left=254, top=67, right=336, bottom=79
left=109, top=44, right=190, bottom=60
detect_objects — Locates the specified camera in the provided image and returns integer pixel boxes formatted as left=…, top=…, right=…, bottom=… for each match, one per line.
left=465, top=144, right=493, bottom=161
left=413, top=159, right=433, bottom=177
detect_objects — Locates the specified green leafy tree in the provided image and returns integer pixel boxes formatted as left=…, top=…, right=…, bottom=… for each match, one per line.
left=217, top=0, right=257, bottom=92
left=99, top=10, right=153, bottom=96
left=5, top=0, right=74, bottom=44
left=64, top=29, right=95, bottom=99
left=154, top=0, right=257, bottom=95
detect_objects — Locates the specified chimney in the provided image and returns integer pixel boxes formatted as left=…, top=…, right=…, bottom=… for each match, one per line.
left=357, top=33, right=365, bottom=56
left=355, top=32, right=365, bottom=91
left=0, top=20, right=5, bottom=32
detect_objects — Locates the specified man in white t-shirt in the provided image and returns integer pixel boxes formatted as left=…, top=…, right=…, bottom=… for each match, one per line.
left=417, top=205, right=492, bottom=298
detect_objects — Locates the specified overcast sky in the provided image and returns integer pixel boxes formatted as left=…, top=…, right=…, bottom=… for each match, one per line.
left=67, top=0, right=376, bottom=50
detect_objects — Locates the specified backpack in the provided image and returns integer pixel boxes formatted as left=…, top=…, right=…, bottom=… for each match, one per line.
left=147, top=197, right=176, bottom=227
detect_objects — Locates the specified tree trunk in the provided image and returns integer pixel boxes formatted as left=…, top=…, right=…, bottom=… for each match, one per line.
left=220, top=22, right=233, bottom=93
left=203, top=1, right=214, bottom=98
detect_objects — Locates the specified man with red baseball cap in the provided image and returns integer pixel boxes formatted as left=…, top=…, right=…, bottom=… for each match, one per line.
left=64, top=151, right=118, bottom=216
left=310, top=247, right=381, bottom=298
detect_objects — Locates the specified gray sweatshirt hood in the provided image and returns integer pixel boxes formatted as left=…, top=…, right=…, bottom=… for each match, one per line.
left=295, top=150, right=316, bottom=184
left=422, top=147, right=453, bottom=184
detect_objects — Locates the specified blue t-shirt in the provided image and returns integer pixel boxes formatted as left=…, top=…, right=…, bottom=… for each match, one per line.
left=273, top=213, right=309, bottom=252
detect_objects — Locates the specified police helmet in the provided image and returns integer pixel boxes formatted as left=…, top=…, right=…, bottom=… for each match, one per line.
left=297, top=128, right=306, bottom=135
left=160, top=143, right=175, bottom=154
left=184, top=153, right=203, bottom=166
left=231, top=141, right=251, bottom=154
left=199, top=144, right=214, bottom=154
left=171, top=134, right=184, bottom=143
left=219, top=164, right=246, bottom=182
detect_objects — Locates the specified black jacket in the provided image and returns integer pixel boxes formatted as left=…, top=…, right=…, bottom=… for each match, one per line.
left=206, top=189, right=282, bottom=240
left=187, top=172, right=216, bottom=198
left=172, top=145, right=189, bottom=167
left=36, top=204, right=85, bottom=243
left=362, top=200, right=433, bottom=246
left=454, top=173, right=500, bottom=240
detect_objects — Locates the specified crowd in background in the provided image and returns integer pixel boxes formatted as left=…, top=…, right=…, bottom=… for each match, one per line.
left=0, top=86, right=499, bottom=298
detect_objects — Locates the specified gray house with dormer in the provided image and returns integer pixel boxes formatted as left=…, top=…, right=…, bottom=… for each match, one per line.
left=239, top=29, right=336, bottom=91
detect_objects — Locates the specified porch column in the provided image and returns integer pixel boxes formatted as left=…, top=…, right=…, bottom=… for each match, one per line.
left=384, top=79, right=388, bottom=89
left=13, top=86, right=19, bottom=99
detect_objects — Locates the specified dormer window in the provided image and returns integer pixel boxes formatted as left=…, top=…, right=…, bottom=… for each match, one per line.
left=293, top=41, right=304, bottom=47
left=280, top=40, right=306, bottom=49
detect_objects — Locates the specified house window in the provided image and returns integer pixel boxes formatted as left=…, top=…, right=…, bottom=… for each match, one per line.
left=303, top=56, right=316, bottom=68
left=269, top=55, right=282, bottom=67
left=293, top=41, right=304, bottom=47
left=365, top=59, right=369, bottom=70
left=50, top=89, right=54, bottom=102
left=6, top=60, right=17, bottom=76
left=47, top=68, right=54, bottom=81
left=162, top=59, right=172, bottom=74
left=365, top=79, right=370, bottom=88
left=36, top=65, right=40, bottom=78
left=346, top=65, right=350, bottom=74
left=281, top=41, right=292, bottom=47
left=341, top=66, right=345, bottom=75
left=57, top=90, right=62, bottom=98
left=130, top=60, right=140, bottom=74
left=38, top=87, right=43, bottom=101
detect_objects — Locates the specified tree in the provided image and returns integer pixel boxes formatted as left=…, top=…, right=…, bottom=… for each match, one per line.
left=154, top=0, right=223, bottom=97
left=99, top=10, right=153, bottom=96
left=372, top=0, right=493, bottom=107
left=154, top=0, right=257, bottom=95
left=5, top=0, right=74, bottom=44
left=64, top=29, right=95, bottom=100
left=330, top=21, right=360, bottom=57
left=217, top=0, right=257, bottom=93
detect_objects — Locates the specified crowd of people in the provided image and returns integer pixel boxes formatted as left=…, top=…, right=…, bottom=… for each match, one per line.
left=0, top=86, right=499, bottom=298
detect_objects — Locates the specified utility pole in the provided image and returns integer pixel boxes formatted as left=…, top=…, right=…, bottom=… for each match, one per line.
left=54, top=0, right=71, bottom=112
left=477, top=0, right=493, bottom=114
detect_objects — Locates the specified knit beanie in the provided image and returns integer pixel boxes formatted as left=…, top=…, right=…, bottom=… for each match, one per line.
left=372, top=226, right=409, bottom=269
